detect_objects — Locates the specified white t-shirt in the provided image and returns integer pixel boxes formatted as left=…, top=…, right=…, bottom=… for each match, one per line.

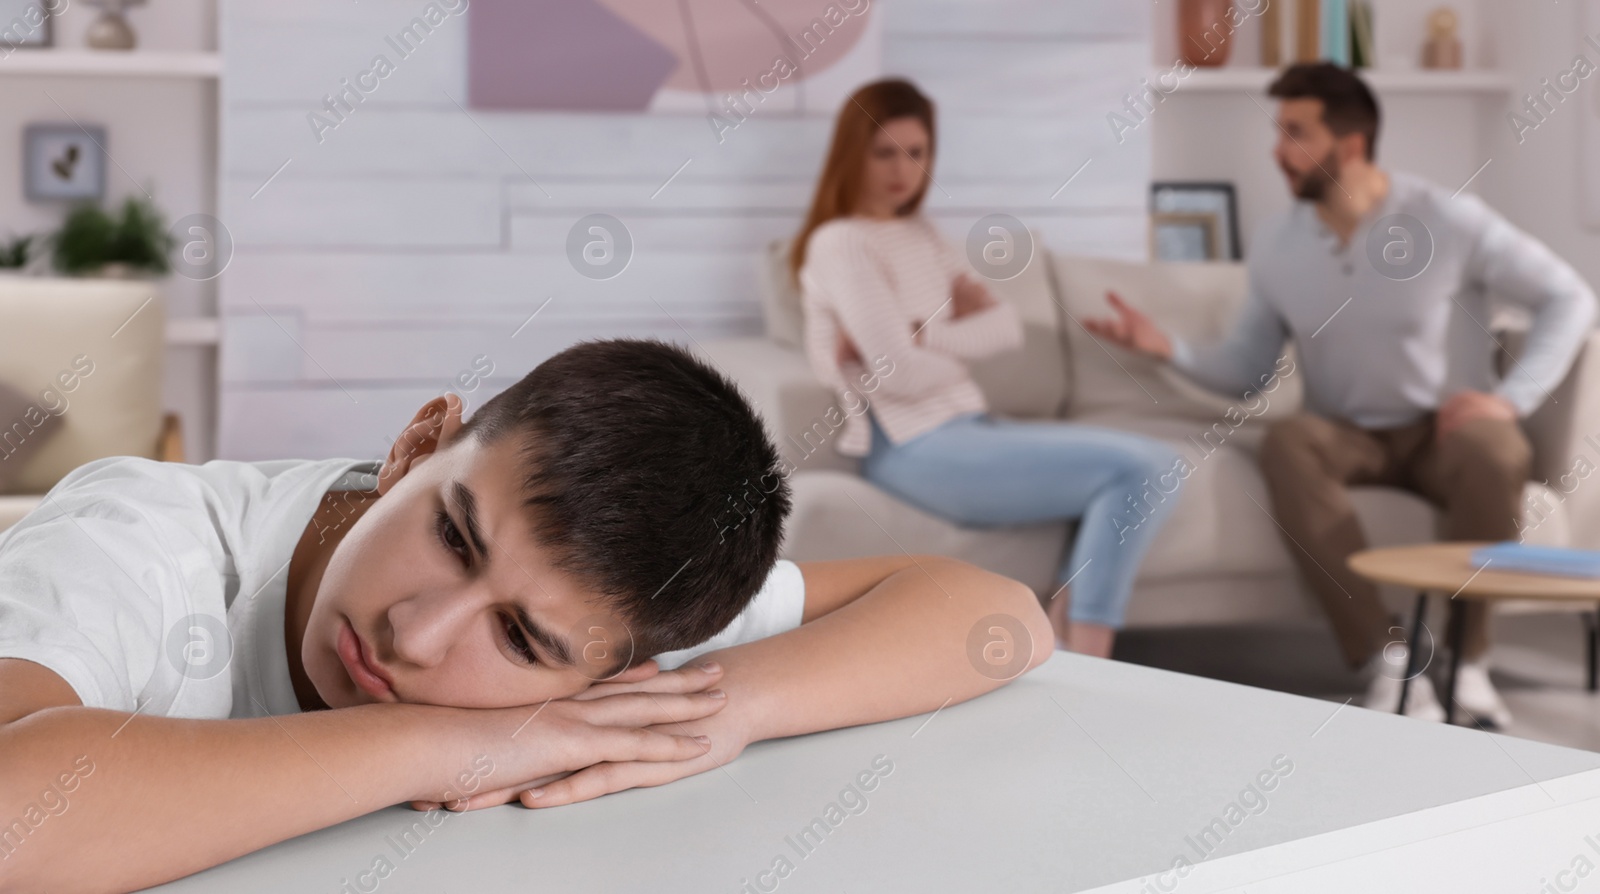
left=0, top=455, right=806, bottom=719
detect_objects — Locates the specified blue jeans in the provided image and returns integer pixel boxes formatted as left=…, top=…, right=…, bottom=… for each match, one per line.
left=861, top=410, right=1183, bottom=627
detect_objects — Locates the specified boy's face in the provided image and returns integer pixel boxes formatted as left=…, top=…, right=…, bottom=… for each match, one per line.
left=300, top=395, right=639, bottom=711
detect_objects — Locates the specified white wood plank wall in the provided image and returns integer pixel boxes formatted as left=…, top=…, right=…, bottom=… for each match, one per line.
left=218, top=0, right=1151, bottom=458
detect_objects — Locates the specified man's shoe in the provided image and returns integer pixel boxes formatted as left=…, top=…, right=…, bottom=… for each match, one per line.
left=1452, top=659, right=1513, bottom=729
left=1362, top=650, right=1446, bottom=722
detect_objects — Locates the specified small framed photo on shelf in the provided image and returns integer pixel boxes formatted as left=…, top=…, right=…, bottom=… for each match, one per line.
left=23, top=123, right=107, bottom=203
left=1150, top=181, right=1241, bottom=261
left=1151, top=212, right=1222, bottom=262
left=0, top=0, right=54, bottom=49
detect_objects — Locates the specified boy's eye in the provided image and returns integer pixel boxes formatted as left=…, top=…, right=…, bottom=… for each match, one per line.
left=434, top=510, right=470, bottom=565
left=500, top=614, right=538, bottom=665
left=433, top=509, right=536, bottom=666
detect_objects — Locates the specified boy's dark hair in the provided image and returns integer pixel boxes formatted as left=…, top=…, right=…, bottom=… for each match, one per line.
left=457, top=338, right=791, bottom=674
left=1267, top=62, right=1381, bottom=161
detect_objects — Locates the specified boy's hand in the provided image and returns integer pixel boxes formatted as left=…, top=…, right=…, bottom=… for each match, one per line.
left=510, top=689, right=756, bottom=808
left=408, top=660, right=729, bottom=811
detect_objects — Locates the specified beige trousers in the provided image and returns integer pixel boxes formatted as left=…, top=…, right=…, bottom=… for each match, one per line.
left=1258, top=413, right=1532, bottom=668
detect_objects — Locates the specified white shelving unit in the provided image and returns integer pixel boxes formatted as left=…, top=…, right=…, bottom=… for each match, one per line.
left=1149, top=0, right=1517, bottom=289
left=1, top=37, right=225, bottom=459
left=0, top=48, right=224, bottom=354
left=1152, top=66, right=1513, bottom=94
left=0, top=49, right=220, bottom=78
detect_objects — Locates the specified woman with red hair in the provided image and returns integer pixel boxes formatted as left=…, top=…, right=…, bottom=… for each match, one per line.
left=794, top=78, right=1183, bottom=658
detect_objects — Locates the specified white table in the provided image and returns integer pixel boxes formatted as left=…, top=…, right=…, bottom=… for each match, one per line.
left=144, top=652, right=1600, bottom=893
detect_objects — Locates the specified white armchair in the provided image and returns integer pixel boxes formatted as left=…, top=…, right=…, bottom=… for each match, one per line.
left=0, top=278, right=180, bottom=532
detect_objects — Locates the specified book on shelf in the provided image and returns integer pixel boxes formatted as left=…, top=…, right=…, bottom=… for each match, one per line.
left=1260, top=0, right=1282, bottom=66
left=1349, top=1, right=1375, bottom=68
left=1273, top=0, right=1374, bottom=69
left=1469, top=543, right=1600, bottom=580
left=1321, top=0, right=1350, bottom=65
left=1295, top=0, right=1320, bottom=62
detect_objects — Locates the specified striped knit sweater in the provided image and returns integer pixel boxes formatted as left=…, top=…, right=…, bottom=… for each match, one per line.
left=798, top=215, right=1024, bottom=458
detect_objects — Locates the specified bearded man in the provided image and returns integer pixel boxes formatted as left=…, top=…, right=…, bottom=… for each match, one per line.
left=1084, top=62, right=1598, bottom=727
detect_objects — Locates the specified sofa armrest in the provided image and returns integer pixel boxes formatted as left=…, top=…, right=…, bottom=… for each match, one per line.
left=694, top=337, right=861, bottom=476
left=1514, top=328, right=1600, bottom=548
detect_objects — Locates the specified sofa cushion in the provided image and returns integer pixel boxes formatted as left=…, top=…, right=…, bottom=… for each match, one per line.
left=759, top=239, right=807, bottom=349
left=965, top=233, right=1072, bottom=420
left=1049, top=254, right=1303, bottom=424
left=0, top=380, right=65, bottom=493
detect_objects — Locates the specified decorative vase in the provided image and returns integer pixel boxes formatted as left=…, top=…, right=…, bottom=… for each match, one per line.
left=85, top=0, right=146, bottom=51
left=1178, top=0, right=1235, bottom=67
left=1421, top=7, right=1462, bottom=70
left=87, top=13, right=134, bottom=49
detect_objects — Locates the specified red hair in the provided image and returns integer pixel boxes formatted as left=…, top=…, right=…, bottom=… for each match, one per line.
left=789, top=78, right=937, bottom=284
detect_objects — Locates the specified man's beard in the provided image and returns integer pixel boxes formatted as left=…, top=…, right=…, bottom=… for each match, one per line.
left=1287, top=148, right=1341, bottom=201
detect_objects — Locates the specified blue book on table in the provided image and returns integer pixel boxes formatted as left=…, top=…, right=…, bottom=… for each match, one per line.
left=1470, top=542, right=1600, bottom=579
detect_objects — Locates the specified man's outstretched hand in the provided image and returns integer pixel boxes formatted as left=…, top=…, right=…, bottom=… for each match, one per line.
left=1081, top=291, right=1173, bottom=361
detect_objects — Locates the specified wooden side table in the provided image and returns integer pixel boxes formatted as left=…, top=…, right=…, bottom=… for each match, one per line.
left=1349, top=542, right=1600, bottom=725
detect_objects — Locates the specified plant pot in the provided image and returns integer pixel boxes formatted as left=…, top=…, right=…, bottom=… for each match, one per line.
left=1178, top=0, right=1235, bottom=67
left=94, top=262, right=140, bottom=279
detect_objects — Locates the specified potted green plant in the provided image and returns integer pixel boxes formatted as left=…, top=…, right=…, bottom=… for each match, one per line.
left=50, top=196, right=174, bottom=278
left=0, top=234, right=35, bottom=275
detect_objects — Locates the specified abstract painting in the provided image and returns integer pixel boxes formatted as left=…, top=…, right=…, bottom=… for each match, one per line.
left=466, top=0, right=880, bottom=115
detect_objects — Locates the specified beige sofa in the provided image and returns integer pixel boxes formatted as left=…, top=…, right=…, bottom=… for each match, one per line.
left=697, top=242, right=1600, bottom=631
left=0, top=278, right=181, bottom=532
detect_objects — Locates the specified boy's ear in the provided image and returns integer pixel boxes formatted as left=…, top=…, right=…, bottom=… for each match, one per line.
left=376, top=393, right=466, bottom=495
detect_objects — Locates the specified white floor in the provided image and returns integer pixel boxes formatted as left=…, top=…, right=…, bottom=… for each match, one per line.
left=1114, top=612, right=1600, bottom=753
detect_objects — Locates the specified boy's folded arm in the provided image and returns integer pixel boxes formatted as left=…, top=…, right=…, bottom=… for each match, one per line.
left=0, top=699, right=463, bottom=894
left=702, top=555, right=1054, bottom=744
left=409, top=558, right=1052, bottom=811
left=0, top=656, right=722, bottom=893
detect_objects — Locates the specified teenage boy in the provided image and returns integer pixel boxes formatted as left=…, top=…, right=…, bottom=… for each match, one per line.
left=1085, top=63, right=1597, bottom=726
left=0, top=338, right=1052, bottom=893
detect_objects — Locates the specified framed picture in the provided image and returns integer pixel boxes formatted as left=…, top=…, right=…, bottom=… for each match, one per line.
left=1152, top=212, right=1222, bottom=262
left=23, top=123, right=106, bottom=202
left=1150, top=181, right=1241, bottom=260
left=0, top=0, right=54, bottom=49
